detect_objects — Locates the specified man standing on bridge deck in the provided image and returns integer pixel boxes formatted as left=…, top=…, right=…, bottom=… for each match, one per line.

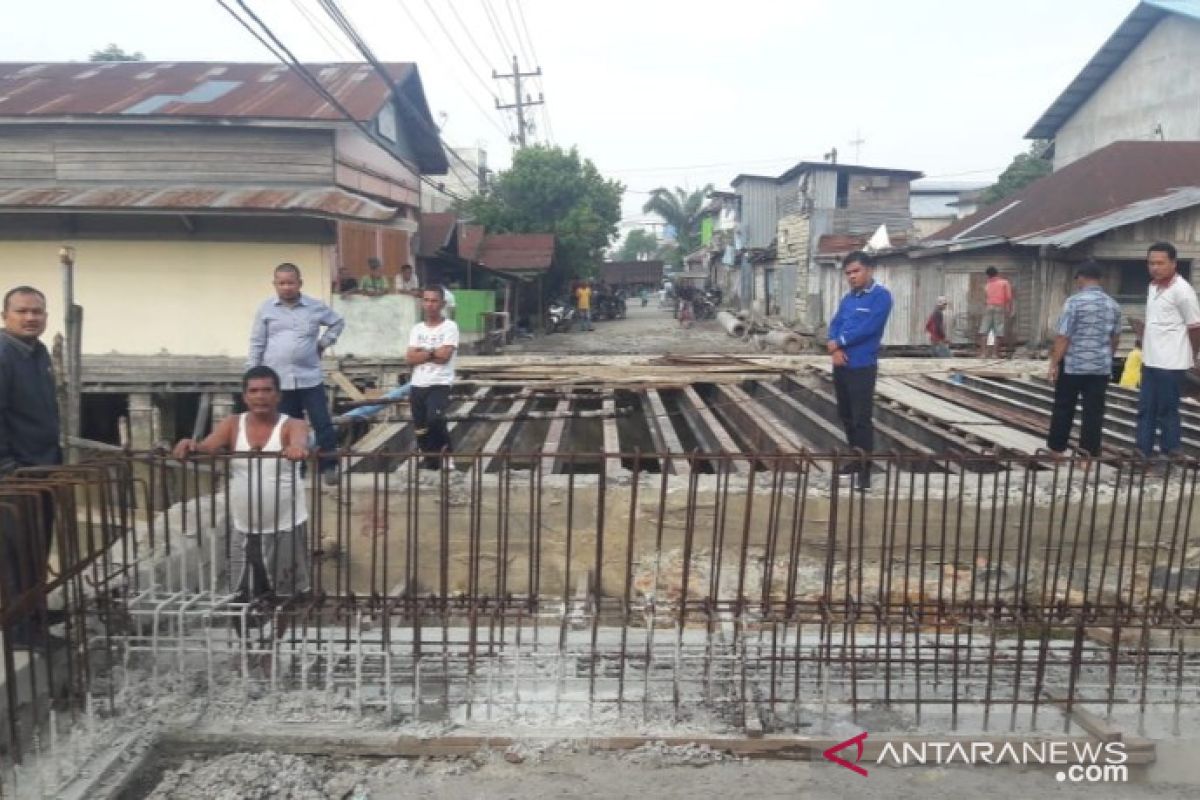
left=1132, top=241, right=1200, bottom=460
left=406, top=286, right=459, bottom=470
left=0, top=285, right=64, bottom=648
left=247, top=262, right=344, bottom=486
left=1045, top=261, right=1122, bottom=457
left=827, top=251, right=893, bottom=491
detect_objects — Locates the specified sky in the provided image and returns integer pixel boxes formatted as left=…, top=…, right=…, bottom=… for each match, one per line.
left=0, top=0, right=1140, bottom=230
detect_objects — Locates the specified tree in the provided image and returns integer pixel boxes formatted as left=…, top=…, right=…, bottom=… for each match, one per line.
left=979, top=141, right=1052, bottom=205
left=641, top=185, right=713, bottom=265
left=617, top=228, right=660, bottom=261
left=89, top=44, right=144, bottom=62
left=461, top=145, right=623, bottom=294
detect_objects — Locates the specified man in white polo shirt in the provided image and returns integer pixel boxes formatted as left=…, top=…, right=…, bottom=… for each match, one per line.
left=405, top=286, right=459, bottom=470
left=1133, top=241, right=1200, bottom=457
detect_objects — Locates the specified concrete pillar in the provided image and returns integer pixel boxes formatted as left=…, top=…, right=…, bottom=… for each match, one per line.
left=127, top=393, right=161, bottom=451
left=211, top=395, right=236, bottom=426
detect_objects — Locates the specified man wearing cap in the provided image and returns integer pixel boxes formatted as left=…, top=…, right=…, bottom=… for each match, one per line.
left=925, top=297, right=951, bottom=358
left=1045, top=261, right=1121, bottom=456
left=359, top=257, right=390, bottom=296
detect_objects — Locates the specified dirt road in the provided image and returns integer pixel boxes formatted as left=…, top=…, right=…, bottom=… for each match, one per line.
left=507, top=302, right=755, bottom=356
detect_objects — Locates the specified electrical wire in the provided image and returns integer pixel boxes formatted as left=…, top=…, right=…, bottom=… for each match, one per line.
left=219, top=0, right=469, bottom=203
left=511, top=0, right=553, bottom=143
left=289, top=0, right=356, bottom=60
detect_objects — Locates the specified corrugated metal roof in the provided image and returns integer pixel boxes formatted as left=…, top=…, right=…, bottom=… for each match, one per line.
left=418, top=211, right=457, bottom=257
left=0, top=61, right=412, bottom=121
left=926, top=141, right=1200, bottom=244
left=0, top=61, right=449, bottom=175
left=1018, top=187, right=1200, bottom=247
left=457, top=224, right=485, bottom=261
left=0, top=184, right=397, bottom=222
left=1025, top=1, right=1200, bottom=139
left=476, top=233, right=555, bottom=273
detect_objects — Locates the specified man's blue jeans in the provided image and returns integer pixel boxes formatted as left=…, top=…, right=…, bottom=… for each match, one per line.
left=1136, top=366, right=1186, bottom=456
left=281, top=385, right=337, bottom=473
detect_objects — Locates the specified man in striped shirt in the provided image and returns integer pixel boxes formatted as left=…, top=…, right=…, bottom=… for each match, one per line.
left=1045, top=261, right=1121, bottom=456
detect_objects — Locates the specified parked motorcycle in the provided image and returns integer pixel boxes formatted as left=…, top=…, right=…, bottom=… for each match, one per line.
left=692, top=288, right=722, bottom=320
left=545, top=299, right=576, bottom=333
left=594, top=289, right=627, bottom=320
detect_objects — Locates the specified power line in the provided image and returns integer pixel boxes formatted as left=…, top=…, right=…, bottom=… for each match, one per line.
left=219, top=0, right=468, bottom=203
left=388, top=0, right=513, bottom=141
left=447, top=1, right=502, bottom=76
left=314, top=0, right=489, bottom=186
left=289, top=0, right=356, bottom=60
left=480, top=0, right=519, bottom=63
left=512, top=0, right=553, bottom=143
left=503, top=0, right=534, bottom=69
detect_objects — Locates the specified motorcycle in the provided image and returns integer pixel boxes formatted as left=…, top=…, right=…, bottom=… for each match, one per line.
left=545, top=299, right=576, bottom=333
left=692, top=288, right=722, bottom=320
left=594, top=289, right=627, bottom=320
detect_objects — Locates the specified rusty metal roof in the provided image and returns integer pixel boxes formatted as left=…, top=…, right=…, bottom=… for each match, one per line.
left=0, top=184, right=397, bottom=222
left=0, top=61, right=449, bottom=174
left=418, top=212, right=457, bottom=257
left=926, top=141, right=1200, bottom=246
left=458, top=224, right=485, bottom=261
left=477, top=233, right=555, bottom=273
left=0, top=61, right=413, bottom=121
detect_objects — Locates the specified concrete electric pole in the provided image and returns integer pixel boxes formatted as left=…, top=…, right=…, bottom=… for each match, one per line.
left=494, top=55, right=544, bottom=147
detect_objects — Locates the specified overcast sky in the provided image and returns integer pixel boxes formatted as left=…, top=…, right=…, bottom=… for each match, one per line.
left=2, top=0, right=1138, bottom=227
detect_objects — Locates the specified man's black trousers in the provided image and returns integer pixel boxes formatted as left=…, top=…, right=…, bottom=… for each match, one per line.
left=411, top=385, right=452, bottom=468
left=1047, top=372, right=1109, bottom=456
left=832, top=365, right=877, bottom=476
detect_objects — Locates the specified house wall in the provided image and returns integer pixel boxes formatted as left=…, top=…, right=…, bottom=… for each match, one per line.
left=0, top=238, right=332, bottom=356
left=734, top=177, right=778, bottom=249
left=776, top=211, right=811, bottom=322
left=1054, top=15, right=1200, bottom=169
left=0, top=125, right=335, bottom=186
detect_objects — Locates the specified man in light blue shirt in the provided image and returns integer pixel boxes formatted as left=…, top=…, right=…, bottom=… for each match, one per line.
left=247, top=263, right=344, bottom=483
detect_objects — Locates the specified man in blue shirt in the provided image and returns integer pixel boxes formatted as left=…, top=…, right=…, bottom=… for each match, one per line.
left=248, top=263, right=345, bottom=484
left=827, top=251, right=893, bottom=490
left=1046, top=261, right=1121, bottom=456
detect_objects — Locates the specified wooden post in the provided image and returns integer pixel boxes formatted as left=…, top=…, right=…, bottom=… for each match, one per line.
left=59, top=246, right=82, bottom=455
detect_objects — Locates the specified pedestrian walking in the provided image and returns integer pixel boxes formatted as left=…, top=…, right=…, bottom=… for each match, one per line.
left=1045, top=261, right=1122, bottom=456
left=173, top=366, right=312, bottom=603
left=0, top=285, right=64, bottom=648
left=977, top=266, right=1013, bottom=358
left=1132, top=241, right=1200, bottom=458
left=247, top=262, right=344, bottom=485
left=925, top=296, right=951, bottom=357
left=406, top=286, right=459, bottom=470
left=827, top=251, right=893, bottom=491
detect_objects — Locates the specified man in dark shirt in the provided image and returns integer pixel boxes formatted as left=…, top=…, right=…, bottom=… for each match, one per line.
left=0, top=285, right=63, bottom=647
left=827, top=251, right=893, bottom=491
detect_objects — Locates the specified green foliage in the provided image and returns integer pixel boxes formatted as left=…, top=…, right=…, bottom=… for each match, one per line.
left=640, top=185, right=713, bottom=262
left=89, top=44, right=144, bottom=62
left=979, top=141, right=1052, bottom=206
left=461, top=145, right=623, bottom=294
left=617, top=228, right=661, bottom=261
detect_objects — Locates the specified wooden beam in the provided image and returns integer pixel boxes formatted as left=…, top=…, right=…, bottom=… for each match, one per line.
left=715, top=384, right=809, bottom=455
left=477, top=396, right=532, bottom=474
left=330, top=371, right=366, bottom=402
left=681, top=385, right=748, bottom=474
left=345, top=386, right=490, bottom=471
left=191, top=392, right=212, bottom=441
left=602, top=398, right=620, bottom=471
left=540, top=398, right=572, bottom=475
left=643, top=389, right=690, bottom=476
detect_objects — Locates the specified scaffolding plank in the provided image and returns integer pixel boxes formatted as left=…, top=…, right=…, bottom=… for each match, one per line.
left=643, top=389, right=690, bottom=476
left=602, top=398, right=620, bottom=471
left=477, top=396, right=532, bottom=473
left=716, top=385, right=808, bottom=454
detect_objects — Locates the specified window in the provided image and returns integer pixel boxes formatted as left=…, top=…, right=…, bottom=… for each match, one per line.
left=377, top=100, right=398, bottom=143
left=835, top=172, right=849, bottom=209
left=1110, top=258, right=1192, bottom=303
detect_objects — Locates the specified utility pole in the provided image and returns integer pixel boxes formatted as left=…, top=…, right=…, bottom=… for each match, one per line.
left=494, top=55, right=543, bottom=147
left=849, top=129, right=866, bottom=163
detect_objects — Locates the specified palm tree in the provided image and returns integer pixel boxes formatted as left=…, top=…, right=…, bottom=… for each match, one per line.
left=641, top=185, right=713, bottom=264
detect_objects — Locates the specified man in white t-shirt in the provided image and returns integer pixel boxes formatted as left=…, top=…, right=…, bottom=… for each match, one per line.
left=406, top=286, right=460, bottom=469
left=1132, top=241, right=1200, bottom=457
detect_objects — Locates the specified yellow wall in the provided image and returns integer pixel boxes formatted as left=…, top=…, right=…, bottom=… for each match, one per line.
left=0, top=240, right=333, bottom=356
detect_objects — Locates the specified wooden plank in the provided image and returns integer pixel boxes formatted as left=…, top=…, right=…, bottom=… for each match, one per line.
left=345, top=387, right=489, bottom=470
left=681, top=386, right=748, bottom=474
left=602, top=398, right=620, bottom=471
left=540, top=399, right=572, bottom=475
left=477, top=397, right=532, bottom=474
left=643, top=390, right=690, bottom=476
left=330, top=371, right=366, bottom=402
left=716, top=385, right=809, bottom=454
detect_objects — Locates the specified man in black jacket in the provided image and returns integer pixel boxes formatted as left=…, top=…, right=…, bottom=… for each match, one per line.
left=0, top=285, right=62, bottom=648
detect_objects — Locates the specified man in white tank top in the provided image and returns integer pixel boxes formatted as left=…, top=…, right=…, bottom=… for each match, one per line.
left=173, top=366, right=313, bottom=602
left=406, top=286, right=459, bottom=470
